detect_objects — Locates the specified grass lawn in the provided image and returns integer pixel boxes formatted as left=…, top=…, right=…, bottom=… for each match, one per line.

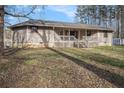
left=0, top=46, right=124, bottom=87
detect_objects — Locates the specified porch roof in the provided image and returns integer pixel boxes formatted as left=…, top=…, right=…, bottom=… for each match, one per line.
left=10, top=19, right=113, bottom=32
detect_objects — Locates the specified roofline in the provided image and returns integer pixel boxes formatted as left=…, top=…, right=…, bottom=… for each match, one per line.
left=10, top=25, right=113, bottom=32
left=9, top=19, right=114, bottom=32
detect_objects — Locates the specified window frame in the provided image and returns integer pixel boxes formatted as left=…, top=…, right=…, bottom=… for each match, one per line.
left=104, top=31, right=108, bottom=38
left=30, top=26, right=38, bottom=32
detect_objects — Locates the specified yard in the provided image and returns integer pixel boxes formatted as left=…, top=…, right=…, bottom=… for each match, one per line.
left=0, top=46, right=124, bottom=87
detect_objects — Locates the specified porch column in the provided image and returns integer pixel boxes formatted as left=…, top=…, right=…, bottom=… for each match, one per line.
left=97, top=30, right=99, bottom=45
left=68, top=29, right=70, bottom=47
left=85, top=29, right=87, bottom=38
left=85, top=29, right=88, bottom=47
left=63, top=29, right=64, bottom=47
left=53, top=27, right=55, bottom=47
left=78, top=30, right=80, bottom=48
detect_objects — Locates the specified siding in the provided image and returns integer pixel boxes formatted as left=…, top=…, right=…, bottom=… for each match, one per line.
left=13, top=27, right=27, bottom=47
left=26, top=27, right=54, bottom=47
left=12, top=26, right=113, bottom=48
left=98, top=31, right=112, bottom=46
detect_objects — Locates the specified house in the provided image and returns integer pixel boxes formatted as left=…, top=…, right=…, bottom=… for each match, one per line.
left=9, top=19, right=113, bottom=48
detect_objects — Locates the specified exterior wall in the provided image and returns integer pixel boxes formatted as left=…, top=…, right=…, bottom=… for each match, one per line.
left=26, top=27, right=54, bottom=48
left=92, top=30, right=98, bottom=37
left=84, top=30, right=99, bottom=47
left=12, top=26, right=113, bottom=48
left=12, top=26, right=54, bottom=48
left=13, top=27, right=27, bottom=48
left=97, top=31, right=112, bottom=46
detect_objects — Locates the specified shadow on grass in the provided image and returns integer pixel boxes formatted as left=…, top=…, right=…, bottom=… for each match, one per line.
left=96, top=46, right=124, bottom=55
left=63, top=48, right=124, bottom=68
left=88, top=53, right=124, bottom=68
left=48, top=48, right=124, bottom=87
left=3, top=48, right=22, bottom=56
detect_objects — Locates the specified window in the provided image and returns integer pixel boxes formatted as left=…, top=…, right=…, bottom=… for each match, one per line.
left=31, top=26, right=38, bottom=32
left=87, top=30, right=91, bottom=36
left=104, top=32, right=108, bottom=38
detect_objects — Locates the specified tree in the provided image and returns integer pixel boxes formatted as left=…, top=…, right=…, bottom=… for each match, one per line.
left=0, top=6, right=4, bottom=56
left=75, top=6, right=117, bottom=26
left=75, top=5, right=123, bottom=37
left=117, top=6, right=124, bottom=38
left=4, top=5, right=39, bottom=26
left=75, top=5, right=87, bottom=24
left=75, top=5, right=124, bottom=39
left=75, top=6, right=97, bottom=24
left=0, top=5, right=45, bottom=56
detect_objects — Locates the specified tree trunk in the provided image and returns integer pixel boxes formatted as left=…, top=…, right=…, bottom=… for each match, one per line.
left=120, top=6, right=124, bottom=38
left=116, top=13, right=120, bottom=38
left=0, top=6, right=4, bottom=56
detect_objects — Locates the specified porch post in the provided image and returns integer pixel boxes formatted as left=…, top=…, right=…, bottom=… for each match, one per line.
left=85, top=29, right=87, bottom=38
left=63, top=29, right=64, bottom=47
left=97, top=30, right=99, bottom=45
left=85, top=29, right=88, bottom=47
left=53, top=27, right=55, bottom=47
left=69, top=28, right=70, bottom=47
left=78, top=30, right=80, bottom=48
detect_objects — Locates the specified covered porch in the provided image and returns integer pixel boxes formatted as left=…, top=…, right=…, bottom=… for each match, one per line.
left=53, top=27, right=99, bottom=48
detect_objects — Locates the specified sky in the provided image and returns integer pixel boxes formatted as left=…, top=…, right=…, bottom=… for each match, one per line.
left=43, top=5, right=76, bottom=22
left=6, top=5, right=77, bottom=25
left=5, top=5, right=116, bottom=29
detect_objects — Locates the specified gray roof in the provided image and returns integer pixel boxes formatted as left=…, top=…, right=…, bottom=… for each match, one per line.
left=10, top=19, right=113, bottom=31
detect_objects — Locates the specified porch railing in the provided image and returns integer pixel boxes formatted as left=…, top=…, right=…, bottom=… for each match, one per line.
left=55, top=35, right=99, bottom=42
left=82, top=36, right=98, bottom=42
left=54, top=35, right=77, bottom=42
left=54, top=35, right=100, bottom=48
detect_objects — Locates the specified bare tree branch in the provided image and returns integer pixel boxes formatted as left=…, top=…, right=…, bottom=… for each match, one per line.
left=4, top=6, right=37, bottom=19
left=4, top=21, right=12, bottom=26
